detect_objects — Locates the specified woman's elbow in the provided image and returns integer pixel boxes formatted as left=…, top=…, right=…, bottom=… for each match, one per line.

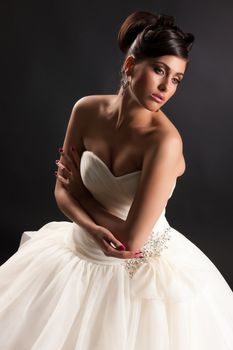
left=125, top=239, right=143, bottom=252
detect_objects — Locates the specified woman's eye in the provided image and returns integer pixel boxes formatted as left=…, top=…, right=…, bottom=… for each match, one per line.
left=172, top=78, right=181, bottom=85
left=154, top=67, right=164, bottom=75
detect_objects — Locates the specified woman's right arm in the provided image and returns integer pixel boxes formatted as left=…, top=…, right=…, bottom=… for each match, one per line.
left=54, top=97, right=143, bottom=259
left=55, top=182, right=98, bottom=233
left=54, top=97, right=97, bottom=232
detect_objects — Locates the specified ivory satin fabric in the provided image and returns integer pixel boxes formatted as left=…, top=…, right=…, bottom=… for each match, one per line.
left=0, top=150, right=233, bottom=349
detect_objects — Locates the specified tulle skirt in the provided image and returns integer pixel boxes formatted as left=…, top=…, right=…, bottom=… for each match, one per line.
left=0, top=220, right=233, bottom=349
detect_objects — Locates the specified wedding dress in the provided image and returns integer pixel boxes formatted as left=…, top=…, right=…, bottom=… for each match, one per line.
left=0, top=150, right=233, bottom=349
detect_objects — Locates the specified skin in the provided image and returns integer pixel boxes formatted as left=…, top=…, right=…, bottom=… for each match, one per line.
left=54, top=54, right=187, bottom=257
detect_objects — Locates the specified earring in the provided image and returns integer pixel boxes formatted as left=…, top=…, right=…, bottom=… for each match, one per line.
left=121, top=76, right=129, bottom=89
left=120, top=68, right=130, bottom=91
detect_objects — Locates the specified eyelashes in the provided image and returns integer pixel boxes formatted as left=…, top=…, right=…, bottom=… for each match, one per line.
left=172, top=78, right=181, bottom=85
left=154, top=67, right=165, bottom=75
left=153, top=66, right=182, bottom=85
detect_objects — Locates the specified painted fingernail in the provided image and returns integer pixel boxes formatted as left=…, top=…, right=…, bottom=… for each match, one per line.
left=55, top=160, right=59, bottom=164
left=59, top=147, right=63, bottom=153
left=135, top=253, right=143, bottom=257
left=119, top=245, right=126, bottom=251
left=54, top=171, right=57, bottom=176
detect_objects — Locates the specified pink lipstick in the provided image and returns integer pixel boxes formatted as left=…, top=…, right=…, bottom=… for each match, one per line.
left=151, top=93, right=165, bottom=103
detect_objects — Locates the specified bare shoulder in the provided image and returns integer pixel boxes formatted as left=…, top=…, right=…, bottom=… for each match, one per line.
left=158, top=109, right=183, bottom=143
left=156, top=126, right=183, bottom=157
left=72, top=94, right=110, bottom=114
left=60, top=95, right=107, bottom=155
left=142, top=110, right=185, bottom=177
left=71, top=94, right=112, bottom=127
left=73, top=94, right=103, bottom=106
left=146, top=110, right=183, bottom=155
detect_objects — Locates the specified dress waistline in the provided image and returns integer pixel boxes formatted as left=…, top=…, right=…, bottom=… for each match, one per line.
left=64, top=215, right=172, bottom=266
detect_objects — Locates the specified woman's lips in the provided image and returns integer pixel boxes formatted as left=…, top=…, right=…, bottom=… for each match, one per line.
left=151, top=94, right=165, bottom=103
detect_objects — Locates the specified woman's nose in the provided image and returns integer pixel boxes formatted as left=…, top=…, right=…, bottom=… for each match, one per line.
left=158, top=82, right=168, bottom=92
left=158, top=77, right=169, bottom=92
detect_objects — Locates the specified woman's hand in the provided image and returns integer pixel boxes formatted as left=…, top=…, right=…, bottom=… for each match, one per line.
left=89, top=225, right=144, bottom=260
left=55, top=146, right=88, bottom=200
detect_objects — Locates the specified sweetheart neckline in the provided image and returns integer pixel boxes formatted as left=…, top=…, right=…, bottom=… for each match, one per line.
left=82, top=150, right=141, bottom=179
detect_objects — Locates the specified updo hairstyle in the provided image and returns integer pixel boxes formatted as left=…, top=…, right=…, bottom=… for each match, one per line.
left=117, top=11, right=195, bottom=71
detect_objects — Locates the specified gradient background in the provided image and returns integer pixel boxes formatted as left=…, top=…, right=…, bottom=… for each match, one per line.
left=1, top=1, right=233, bottom=288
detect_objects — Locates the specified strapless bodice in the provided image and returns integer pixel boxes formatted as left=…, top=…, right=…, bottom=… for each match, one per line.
left=65, top=150, right=177, bottom=278
left=80, top=150, right=176, bottom=224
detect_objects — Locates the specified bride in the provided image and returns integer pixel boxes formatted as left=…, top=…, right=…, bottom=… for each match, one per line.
left=1, top=10, right=233, bottom=350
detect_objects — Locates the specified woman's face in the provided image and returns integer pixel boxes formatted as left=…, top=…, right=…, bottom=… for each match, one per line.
left=125, top=54, right=187, bottom=111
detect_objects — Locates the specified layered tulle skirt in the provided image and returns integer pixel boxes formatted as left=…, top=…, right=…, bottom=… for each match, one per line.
left=0, top=218, right=233, bottom=349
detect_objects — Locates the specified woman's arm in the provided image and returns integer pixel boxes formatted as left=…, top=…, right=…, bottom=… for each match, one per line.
left=55, top=185, right=141, bottom=258
left=55, top=184, right=97, bottom=232
left=54, top=97, right=95, bottom=230
left=57, top=132, right=181, bottom=252
left=56, top=147, right=128, bottom=246
left=76, top=189, right=127, bottom=245
left=121, top=132, right=182, bottom=251
left=55, top=96, right=142, bottom=258
left=55, top=152, right=126, bottom=243
left=54, top=96, right=126, bottom=242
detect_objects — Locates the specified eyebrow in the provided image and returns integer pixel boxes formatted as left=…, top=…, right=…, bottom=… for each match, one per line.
left=153, top=60, right=184, bottom=77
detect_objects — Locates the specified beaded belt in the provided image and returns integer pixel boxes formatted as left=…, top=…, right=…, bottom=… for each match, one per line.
left=122, top=226, right=172, bottom=278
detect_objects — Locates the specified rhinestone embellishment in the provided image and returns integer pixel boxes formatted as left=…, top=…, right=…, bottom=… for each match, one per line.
left=122, top=226, right=172, bottom=279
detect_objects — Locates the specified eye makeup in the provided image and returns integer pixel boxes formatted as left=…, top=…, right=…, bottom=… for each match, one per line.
left=152, top=61, right=184, bottom=84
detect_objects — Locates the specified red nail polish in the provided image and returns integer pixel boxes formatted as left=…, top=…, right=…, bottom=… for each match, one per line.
left=54, top=171, right=57, bottom=176
left=59, top=147, right=63, bottom=153
left=135, top=252, right=143, bottom=256
left=119, top=245, right=126, bottom=251
left=55, top=160, right=59, bottom=163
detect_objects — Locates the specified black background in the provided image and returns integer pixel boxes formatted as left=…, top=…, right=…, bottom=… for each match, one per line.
left=1, top=1, right=233, bottom=288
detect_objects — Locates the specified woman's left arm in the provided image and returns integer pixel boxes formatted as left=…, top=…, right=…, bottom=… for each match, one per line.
left=122, top=133, right=182, bottom=251
left=57, top=131, right=181, bottom=252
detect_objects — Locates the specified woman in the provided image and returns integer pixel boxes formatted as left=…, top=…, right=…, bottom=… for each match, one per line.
left=1, top=10, right=233, bottom=350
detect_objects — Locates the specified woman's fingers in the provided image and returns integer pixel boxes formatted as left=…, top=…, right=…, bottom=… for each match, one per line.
left=93, top=226, right=143, bottom=259
left=55, top=171, right=69, bottom=185
left=105, top=244, right=143, bottom=259
left=102, top=238, right=143, bottom=259
left=59, top=150, right=76, bottom=173
left=55, top=160, right=71, bottom=185
left=106, top=232, right=142, bottom=254
left=55, top=160, right=71, bottom=178
left=107, top=236, right=126, bottom=251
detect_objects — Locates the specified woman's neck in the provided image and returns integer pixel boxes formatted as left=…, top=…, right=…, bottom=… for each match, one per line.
left=109, top=86, right=154, bottom=129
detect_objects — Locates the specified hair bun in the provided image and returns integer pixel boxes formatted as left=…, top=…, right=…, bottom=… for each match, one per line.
left=183, top=32, right=195, bottom=51
left=117, top=11, right=159, bottom=54
left=156, top=14, right=175, bottom=28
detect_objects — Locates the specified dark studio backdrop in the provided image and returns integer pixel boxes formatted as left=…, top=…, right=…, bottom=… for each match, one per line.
left=1, top=1, right=233, bottom=287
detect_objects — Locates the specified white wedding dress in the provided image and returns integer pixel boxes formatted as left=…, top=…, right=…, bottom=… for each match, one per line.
left=0, top=150, right=233, bottom=349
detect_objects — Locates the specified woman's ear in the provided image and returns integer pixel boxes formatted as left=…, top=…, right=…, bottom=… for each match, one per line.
left=123, top=55, right=135, bottom=77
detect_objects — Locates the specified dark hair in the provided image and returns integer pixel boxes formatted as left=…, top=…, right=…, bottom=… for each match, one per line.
left=117, top=11, right=194, bottom=63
